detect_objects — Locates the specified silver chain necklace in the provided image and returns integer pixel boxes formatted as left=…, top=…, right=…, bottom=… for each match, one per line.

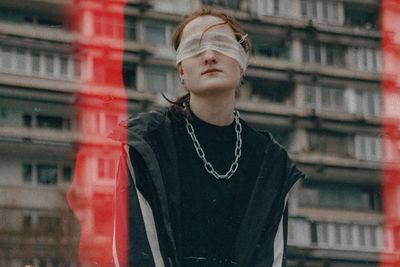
left=185, top=111, right=242, bottom=180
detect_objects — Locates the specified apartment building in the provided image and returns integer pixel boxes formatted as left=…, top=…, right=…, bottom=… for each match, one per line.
left=0, top=0, right=398, bottom=266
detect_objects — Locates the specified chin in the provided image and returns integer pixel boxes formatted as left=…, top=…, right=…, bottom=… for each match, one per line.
left=193, top=84, right=237, bottom=96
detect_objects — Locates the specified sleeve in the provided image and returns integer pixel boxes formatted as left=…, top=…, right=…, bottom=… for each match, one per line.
left=112, top=145, right=159, bottom=267
left=282, top=201, right=289, bottom=267
left=282, top=149, right=306, bottom=195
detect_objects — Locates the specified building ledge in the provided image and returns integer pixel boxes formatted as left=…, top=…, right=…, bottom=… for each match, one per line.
left=292, top=153, right=383, bottom=170
left=295, top=207, right=383, bottom=224
left=0, top=21, right=75, bottom=43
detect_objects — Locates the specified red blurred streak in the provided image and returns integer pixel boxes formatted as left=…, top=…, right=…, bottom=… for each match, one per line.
left=381, top=0, right=400, bottom=266
left=66, top=0, right=128, bottom=266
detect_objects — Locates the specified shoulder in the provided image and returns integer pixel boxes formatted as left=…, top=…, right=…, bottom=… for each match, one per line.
left=241, top=119, right=284, bottom=152
left=126, top=108, right=169, bottom=136
left=108, top=108, right=171, bottom=143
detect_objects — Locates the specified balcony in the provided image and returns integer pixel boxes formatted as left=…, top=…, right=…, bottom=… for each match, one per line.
left=344, top=3, right=379, bottom=30
left=288, top=218, right=386, bottom=257
left=201, top=0, right=241, bottom=10
left=0, top=185, right=70, bottom=210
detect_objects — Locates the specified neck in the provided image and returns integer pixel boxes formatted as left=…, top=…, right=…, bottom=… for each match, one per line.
left=189, top=92, right=235, bottom=126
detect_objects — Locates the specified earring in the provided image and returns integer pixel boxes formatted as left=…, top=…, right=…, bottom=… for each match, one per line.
left=180, top=78, right=184, bottom=85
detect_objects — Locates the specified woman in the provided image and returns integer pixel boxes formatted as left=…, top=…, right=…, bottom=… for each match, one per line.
left=112, top=7, right=305, bottom=267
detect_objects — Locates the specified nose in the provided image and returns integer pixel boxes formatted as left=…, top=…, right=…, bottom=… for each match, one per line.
left=202, top=49, right=217, bottom=65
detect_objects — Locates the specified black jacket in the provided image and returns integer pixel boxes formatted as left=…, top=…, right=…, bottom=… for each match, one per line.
left=112, top=109, right=305, bottom=267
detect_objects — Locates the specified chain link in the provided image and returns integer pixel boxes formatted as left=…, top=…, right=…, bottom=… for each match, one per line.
left=185, top=111, right=242, bottom=180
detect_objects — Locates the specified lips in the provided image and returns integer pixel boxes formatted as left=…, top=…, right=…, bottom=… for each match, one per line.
left=201, top=68, right=222, bottom=75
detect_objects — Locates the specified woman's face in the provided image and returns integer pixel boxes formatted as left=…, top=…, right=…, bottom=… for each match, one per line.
left=177, top=15, right=242, bottom=97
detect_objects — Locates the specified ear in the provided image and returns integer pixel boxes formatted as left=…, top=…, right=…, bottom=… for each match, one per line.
left=177, top=63, right=184, bottom=80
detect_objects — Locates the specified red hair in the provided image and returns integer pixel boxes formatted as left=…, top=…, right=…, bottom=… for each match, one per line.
left=172, top=7, right=251, bottom=53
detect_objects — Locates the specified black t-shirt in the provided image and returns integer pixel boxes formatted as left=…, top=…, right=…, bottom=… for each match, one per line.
left=171, top=111, right=268, bottom=266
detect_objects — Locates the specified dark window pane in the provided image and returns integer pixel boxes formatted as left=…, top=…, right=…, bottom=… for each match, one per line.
left=326, top=45, right=335, bottom=65
left=145, top=24, right=166, bottom=44
left=22, top=215, right=32, bottom=231
left=98, top=158, right=105, bottom=178
left=37, top=164, right=58, bottom=185
left=2, top=47, right=12, bottom=70
left=16, top=49, right=26, bottom=73
left=301, top=0, right=307, bottom=17
left=38, top=216, right=62, bottom=235
left=314, top=43, right=321, bottom=63
left=37, top=115, right=63, bottom=129
left=60, top=56, right=69, bottom=76
left=335, top=224, right=342, bottom=245
left=63, top=166, right=72, bottom=183
left=74, top=59, right=81, bottom=78
left=123, top=63, right=137, bottom=88
left=125, top=16, right=136, bottom=40
left=303, top=42, right=310, bottom=62
left=32, top=52, right=41, bottom=74
left=22, top=164, right=32, bottom=183
left=45, top=54, right=54, bottom=75
left=311, top=222, right=318, bottom=244
left=39, top=259, right=47, bottom=267
left=23, top=114, right=32, bottom=127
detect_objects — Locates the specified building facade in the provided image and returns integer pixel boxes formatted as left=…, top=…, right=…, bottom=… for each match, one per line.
left=0, top=0, right=398, bottom=266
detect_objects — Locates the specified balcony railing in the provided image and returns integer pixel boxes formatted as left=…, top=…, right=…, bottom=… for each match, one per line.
left=288, top=217, right=389, bottom=253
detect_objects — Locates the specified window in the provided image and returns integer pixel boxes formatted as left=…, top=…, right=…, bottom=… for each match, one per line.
left=62, top=166, right=72, bottom=183
left=344, top=6, right=377, bottom=29
left=288, top=218, right=311, bottom=246
left=23, top=114, right=32, bottom=127
left=349, top=47, right=381, bottom=72
left=359, top=225, right=366, bottom=247
left=60, top=56, right=69, bottom=77
left=145, top=23, right=167, bottom=45
left=37, top=164, right=58, bottom=185
left=202, top=0, right=240, bottom=9
left=251, top=35, right=290, bottom=59
left=304, top=86, right=346, bottom=112
left=300, top=182, right=382, bottom=211
left=344, top=225, right=353, bottom=246
left=38, top=216, right=62, bottom=235
left=317, top=223, right=329, bottom=245
left=355, top=135, right=382, bottom=161
left=311, top=222, right=318, bottom=244
left=22, top=164, right=33, bottom=183
left=74, top=58, right=81, bottom=78
left=302, top=41, right=345, bottom=66
left=250, top=0, right=292, bottom=17
left=334, top=224, right=342, bottom=245
left=93, top=12, right=124, bottom=39
left=309, top=221, right=382, bottom=250
left=16, top=49, right=26, bottom=73
left=22, top=215, right=32, bottom=232
left=125, top=16, right=136, bottom=40
left=1, top=46, right=12, bottom=71
left=98, top=158, right=117, bottom=179
left=0, top=46, right=77, bottom=79
left=123, top=62, right=136, bottom=88
left=301, top=0, right=341, bottom=25
left=301, top=0, right=307, bottom=17
left=355, top=90, right=381, bottom=117
left=37, top=115, right=63, bottom=129
left=144, top=67, right=179, bottom=94
left=45, top=54, right=54, bottom=75
left=32, top=52, right=41, bottom=74
left=309, top=131, right=349, bottom=156
left=249, top=78, right=293, bottom=104
left=39, top=259, right=47, bottom=267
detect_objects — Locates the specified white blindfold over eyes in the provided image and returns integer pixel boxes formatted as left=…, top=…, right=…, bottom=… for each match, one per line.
left=176, top=32, right=249, bottom=72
